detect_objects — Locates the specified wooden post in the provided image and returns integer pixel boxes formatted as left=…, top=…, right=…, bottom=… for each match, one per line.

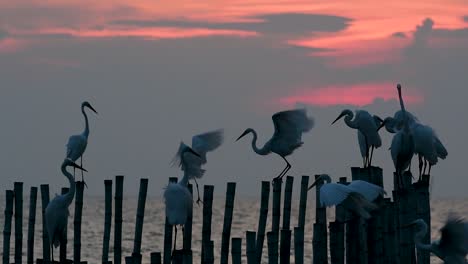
left=74, top=181, right=85, bottom=264
left=357, top=218, right=368, bottom=264
left=312, top=175, right=327, bottom=264
left=150, top=252, right=162, bottom=264
left=102, top=180, right=113, bottom=263
left=125, top=256, right=134, bottom=264
left=272, top=178, right=282, bottom=234
left=267, top=232, right=278, bottom=264
left=40, top=184, right=51, bottom=263
left=220, top=182, right=236, bottom=264
left=256, top=181, right=270, bottom=264
left=3, top=190, right=14, bottom=264
left=295, top=176, right=309, bottom=264
left=246, top=231, right=257, bottom=264
left=282, top=176, right=294, bottom=230
left=279, top=229, right=291, bottom=264
left=293, top=227, right=303, bottom=264
left=26, top=187, right=38, bottom=264
left=329, top=222, right=338, bottom=264
left=59, top=187, right=69, bottom=263
left=334, top=177, right=347, bottom=264
left=114, top=175, right=124, bottom=264
left=183, top=184, right=193, bottom=264
left=131, top=253, right=142, bottom=264
left=14, top=182, right=23, bottom=264
left=163, top=177, right=177, bottom=264
left=204, top=241, right=214, bottom=264
left=414, top=175, right=430, bottom=264
left=394, top=185, right=417, bottom=264
left=171, top=250, right=183, bottom=264
left=132, top=178, right=148, bottom=255
left=231, top=238, right=242, bottom=264
left=201, top=185, right=214, bottom=263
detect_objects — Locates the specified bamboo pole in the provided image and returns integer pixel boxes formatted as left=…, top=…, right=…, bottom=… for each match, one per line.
left=267, top=232, right=278, bottom=264
left=26, top=187, right=38, bottom=264
left=282, top=176, right=294, bottom=230
left=183, top=184, right=194, bottom=264
left=102, top=180, right=113, bottom=263
left=256, top=181, right=270, bottom=264
left=220, top=182, right=236, bottom=264
left=295, top=176, right=309, bottom=264
left=293, top=227, right=303, bottom=264
left=163, top=177, right=177, bottom=264
left=150, top=252, right=161, bottom=264
left=132, top=178, right=148, bottom=255
left=271, top=178, right=282, bottom=234
left=201, top=185, right=214, bottom=263
left=40, top=184, right=51, bottom=263
left=313, top=175, right=327, bottom=264
left=246, top=231, right=257, bottom=264
left=3, top=190, right=14, bottom=264
left=279, top=229, right=291, bottom=264
left=14, top=182, right=23, bottom=264
left=335, top=177, right=347, bottom=264
left=60, top=187, right=69, bottom=263
left=114, top=175, right=124, bottom=264
left=74, top=181, right=85, bottom=264
left=231, top=238, right=242, bottom=264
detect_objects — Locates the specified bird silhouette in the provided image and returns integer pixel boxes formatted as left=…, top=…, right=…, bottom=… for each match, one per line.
left=358, top=115, right=383, bottom=167
left=236, top=109, right=314, bottom=181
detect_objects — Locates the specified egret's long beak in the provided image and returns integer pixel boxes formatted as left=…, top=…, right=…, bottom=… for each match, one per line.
left=236, top=130, right=249, bottom=142
left=375, top=116, right=384, bottom=123
left=70, top=161, right=88, bottom=172
left=88, top=104, right=98, bottom=115
left=331, top=113, right=345, bottom=125
left=307, top=179, right=320, bottom=191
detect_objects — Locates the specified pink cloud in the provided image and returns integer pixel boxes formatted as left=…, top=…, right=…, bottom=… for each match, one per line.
left=0, top=38, right=27, bottom=53
left=279, top=82, right=424, bottom=107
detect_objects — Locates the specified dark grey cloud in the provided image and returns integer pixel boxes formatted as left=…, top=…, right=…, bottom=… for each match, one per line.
left=111, top=13, right=352, bottom=34
left=391, top=31, right=407, bottom=38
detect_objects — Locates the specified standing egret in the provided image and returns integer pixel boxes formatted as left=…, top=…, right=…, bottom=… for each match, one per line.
left=236, top=109, right=314, bottom=180
left=165, top=145, right=200, bottom=253
left=358, top=115, right=383, bottom=167
left=408, top=217, right=468, bottom=263
left=307, top=174, right=385, bottom=219
left=66, top=101, right=98, bottom=187
left=412, top=123, right=447, bottom=178
left=172, top=129, right=224, bottom=204
left=332, top=109, right=382, bottom=167
left=45, top=158, right=87, bottom=262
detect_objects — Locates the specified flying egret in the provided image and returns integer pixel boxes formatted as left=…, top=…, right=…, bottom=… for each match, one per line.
left=236, top=109, right=314, bottom=180
left=358, top=115, right=383, bottom=167
left=408, top=216, right=468, bottom=263
left=165, top=145, right=200, bottom=253
left=45, top=158, right=87, bottom=262
left=66, top=101, right=98, bottom=187
left=172, top=129, right=224, bottom=204
left=307, top=174, right=385, bottom=219
left=332, top=109, right=382, bottom=168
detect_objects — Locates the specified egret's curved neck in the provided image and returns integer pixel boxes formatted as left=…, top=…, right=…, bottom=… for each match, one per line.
left=249, top=129, right=270, bottom=155
left=61, top=164, right=76, bottom=207
left=397, top=88, right=411, bottom=132
left=344, top=112, right=359, bottom=129
left=81, top=105, right=90, bottom=138
left=179, top=171, right=189, bottom=186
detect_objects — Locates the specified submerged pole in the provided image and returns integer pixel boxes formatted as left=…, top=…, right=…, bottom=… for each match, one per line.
left=14, top=182, right=23, bottom=264
left=73, top=181, right=85, bottom=264
left=3, top=190, right=14, bottom=264
left=256, top=181, right=270, bottom=264
left=114, top=175, right=124, bottom=264
left=220, top=182, right=236, bottom=264
left=102, top=180, right=113, bottom=263
left=27, top=187, right=38, bottom=264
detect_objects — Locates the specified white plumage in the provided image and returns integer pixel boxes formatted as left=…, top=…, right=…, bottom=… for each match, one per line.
left=237, top=109, right=314, bottom=180
left=358, top=115, right=383, bottom=167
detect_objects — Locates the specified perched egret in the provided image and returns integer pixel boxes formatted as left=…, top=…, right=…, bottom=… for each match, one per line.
left=412, top=123, right=448, bottom=178
left=332, top=109, right=382, bottom=167
left=358, top=115, right=383, bottom=167
left=408, top=217, right=468, bottom=263
left=307, top=174, right=385, bottom=219
left=172, top=129, right=224, bottom=204
left=66, top=101, right=98, bottom=187
left=165, top=145, right=200, bottom=253
left=45, top=158, right=87, bottom=262
left=236, top=109, right=314, bottom=180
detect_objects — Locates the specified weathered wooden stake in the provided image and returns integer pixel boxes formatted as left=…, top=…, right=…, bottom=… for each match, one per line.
left=246, top=231, right=257, bottom=264
left=267, top=232, right=278, bottom=264
left=132, top=178, right=148, bottom=255
left=183, top=184, right=194, bottom=264
left=3, top=190, right=14, bottom=264
left=220, top=182, right=236, bottom=264
left=201, top=185, right=214, bottom=263
left=256, top=181, right=270, bottom=264
left=414, top=175, right=431, bottom=264
left=163, top=177, right=177, bottom=264
left=295, top=176, right=309, bottom=264
left=282, top=176, right=294, bottom=230
left=14, top=182, right=23, bottom=264
left=312, top=175, right=327, bottom=264
left=271, top=177, right=282, bottom=261
left=279, top=229, right=291, bottom=264
left=59, top=187, right=69, bottom=263
left=231, top=238, right=242, bottom=264
left=40, top=184, right=51, bottom=263
left=74, top=181, right=85, bottom=264
left=329, top=222, right=340, bottom=264
left=26, top=187, right=38, bottom=264
left=150, top=252, right=162, bottom=264
left=114, top=175, right=124, bottom=264
left=204, top=240, right=214, bottom=264
left=102, top=180, right=113, bottom=263
left=293, top=227, right=303, bottom=264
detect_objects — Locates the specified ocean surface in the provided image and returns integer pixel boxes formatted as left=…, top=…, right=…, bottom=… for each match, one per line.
left=0, top=196, right=466, bottom=263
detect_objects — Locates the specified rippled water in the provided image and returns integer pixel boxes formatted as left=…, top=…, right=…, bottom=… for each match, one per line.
left=0, top=195, right=466, bottom=263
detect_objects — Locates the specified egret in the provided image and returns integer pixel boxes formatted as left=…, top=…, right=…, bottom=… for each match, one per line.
left=45, top=158, right=87, bottom=262
left=172, top=129, right=223, bottom=204
left=408, top=216, right=468, bottom=263
left=66, top=101, right=98, bottom=187
left=165, top=145, right=200, bottom=253
left=358, top=115, right=383, bottom=167
left=332, top=109, right=382, bottom=167
left=307, top=174, right=385, bottom=219
left=236, top=109, right=314, bottom=180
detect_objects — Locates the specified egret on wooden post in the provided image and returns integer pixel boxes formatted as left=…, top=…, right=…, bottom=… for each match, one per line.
left=307, top=174, right=385, bottom=219
left=66, top=101, right=98, bottom=188
left=236, top=109, right=314, bottom=181
left=45, top=158, right=87, bottom=262
left=166, top=144, right=201, bottom=254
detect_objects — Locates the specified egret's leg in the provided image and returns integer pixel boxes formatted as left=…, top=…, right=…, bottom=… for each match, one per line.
left=418, top=154, right=423, bottom=179
left=369, top=146, right=375, bottom=168
left=274, top=164, right=289, bottom=181
left=174, top=226, right=178, bottom=252
left=193, top=178, right=203, bottom=205
left=275, top=156, right=291, bottom=180
left=422, top=159, right=427, bottom=179
left=80, top=156, right=88, bottom=189
left=365, top=137, right=370, bottom=168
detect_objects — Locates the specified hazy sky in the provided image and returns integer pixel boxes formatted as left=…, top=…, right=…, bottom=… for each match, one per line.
left=1, top=0, right=467, bottom=198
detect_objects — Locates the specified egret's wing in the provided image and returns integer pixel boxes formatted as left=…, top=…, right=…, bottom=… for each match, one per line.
left=434, top=137, right=448, bottom=159
left=439, top=216, right=468, bottom=255
left=319, top=183, right=352, bottom=207
left=347, top=180, right=385, bottom=201
left=192, top=129, right=224, bottom=157
left=66, top=135, right=87, bottom=161
left=357, top=131, right=367, bottom=158
left=272, top=109, right=314, bottom=143
left=170, top=142, right=190, bottom=168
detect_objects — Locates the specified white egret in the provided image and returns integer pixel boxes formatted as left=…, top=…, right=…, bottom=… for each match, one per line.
left=408, top=217, right=468, bottom=263
left=45, top=158, right=87, bottom=262
left=66, top=101, right=98, bottom=187
left=236, top=109, right=314, bottom=180
left=412, top=123, right=448, bottom=178
left=165, top=145, right=200, bottom=253
left=307, top=174, right=385, bottom=219
left=358, top=115, right=383, bottom=167
left=332, top=109, right=382, bottom=167
left=172, top=129, right=224, bottom=204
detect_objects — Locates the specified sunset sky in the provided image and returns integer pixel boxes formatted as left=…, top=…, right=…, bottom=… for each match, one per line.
left=1, top=0, right=467, bottom=197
